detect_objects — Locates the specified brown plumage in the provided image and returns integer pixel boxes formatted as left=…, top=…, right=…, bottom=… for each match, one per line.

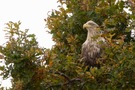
left=81, top=20, right=104, bottom=68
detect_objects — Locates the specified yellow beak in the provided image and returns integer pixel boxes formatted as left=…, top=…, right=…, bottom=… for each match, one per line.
left=83, top=24, right=91, bottom=29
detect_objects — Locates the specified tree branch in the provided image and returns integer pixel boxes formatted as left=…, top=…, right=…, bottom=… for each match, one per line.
left=45, top=71, right=82, bottom=89
left=55, top=71, right=70, bottom=81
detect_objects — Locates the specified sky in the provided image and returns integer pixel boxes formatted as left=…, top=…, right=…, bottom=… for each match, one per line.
left=0, top=0, right=58, bottom=49
left=0, top=0, right=58, bottom=88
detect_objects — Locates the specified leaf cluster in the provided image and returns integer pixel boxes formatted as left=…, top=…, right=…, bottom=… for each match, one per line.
left=0, top=21, right=45, bottom=90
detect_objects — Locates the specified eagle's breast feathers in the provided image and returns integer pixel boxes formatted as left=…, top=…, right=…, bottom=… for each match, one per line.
left=82, top=38, right=102, bottom=67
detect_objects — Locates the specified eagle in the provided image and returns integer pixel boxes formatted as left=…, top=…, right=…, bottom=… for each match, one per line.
left=81, top=20, right=104, bottom=68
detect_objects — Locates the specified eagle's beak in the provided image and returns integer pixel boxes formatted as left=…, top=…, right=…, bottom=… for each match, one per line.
left=83, top=24, right=91, bottom=29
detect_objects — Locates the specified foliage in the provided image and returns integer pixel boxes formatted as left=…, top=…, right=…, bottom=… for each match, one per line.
left=0, top=21, right=45, bottom=90
left=45, top=0, right=135, bottom=89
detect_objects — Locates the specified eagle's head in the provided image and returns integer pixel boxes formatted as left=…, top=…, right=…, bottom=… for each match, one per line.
left=83, top=20, right=99, bottom=30
left=83, top=20, right=100, bottom=40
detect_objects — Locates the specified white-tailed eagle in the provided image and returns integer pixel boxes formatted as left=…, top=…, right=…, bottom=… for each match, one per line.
left=82, top=20, right=104, bottom=68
